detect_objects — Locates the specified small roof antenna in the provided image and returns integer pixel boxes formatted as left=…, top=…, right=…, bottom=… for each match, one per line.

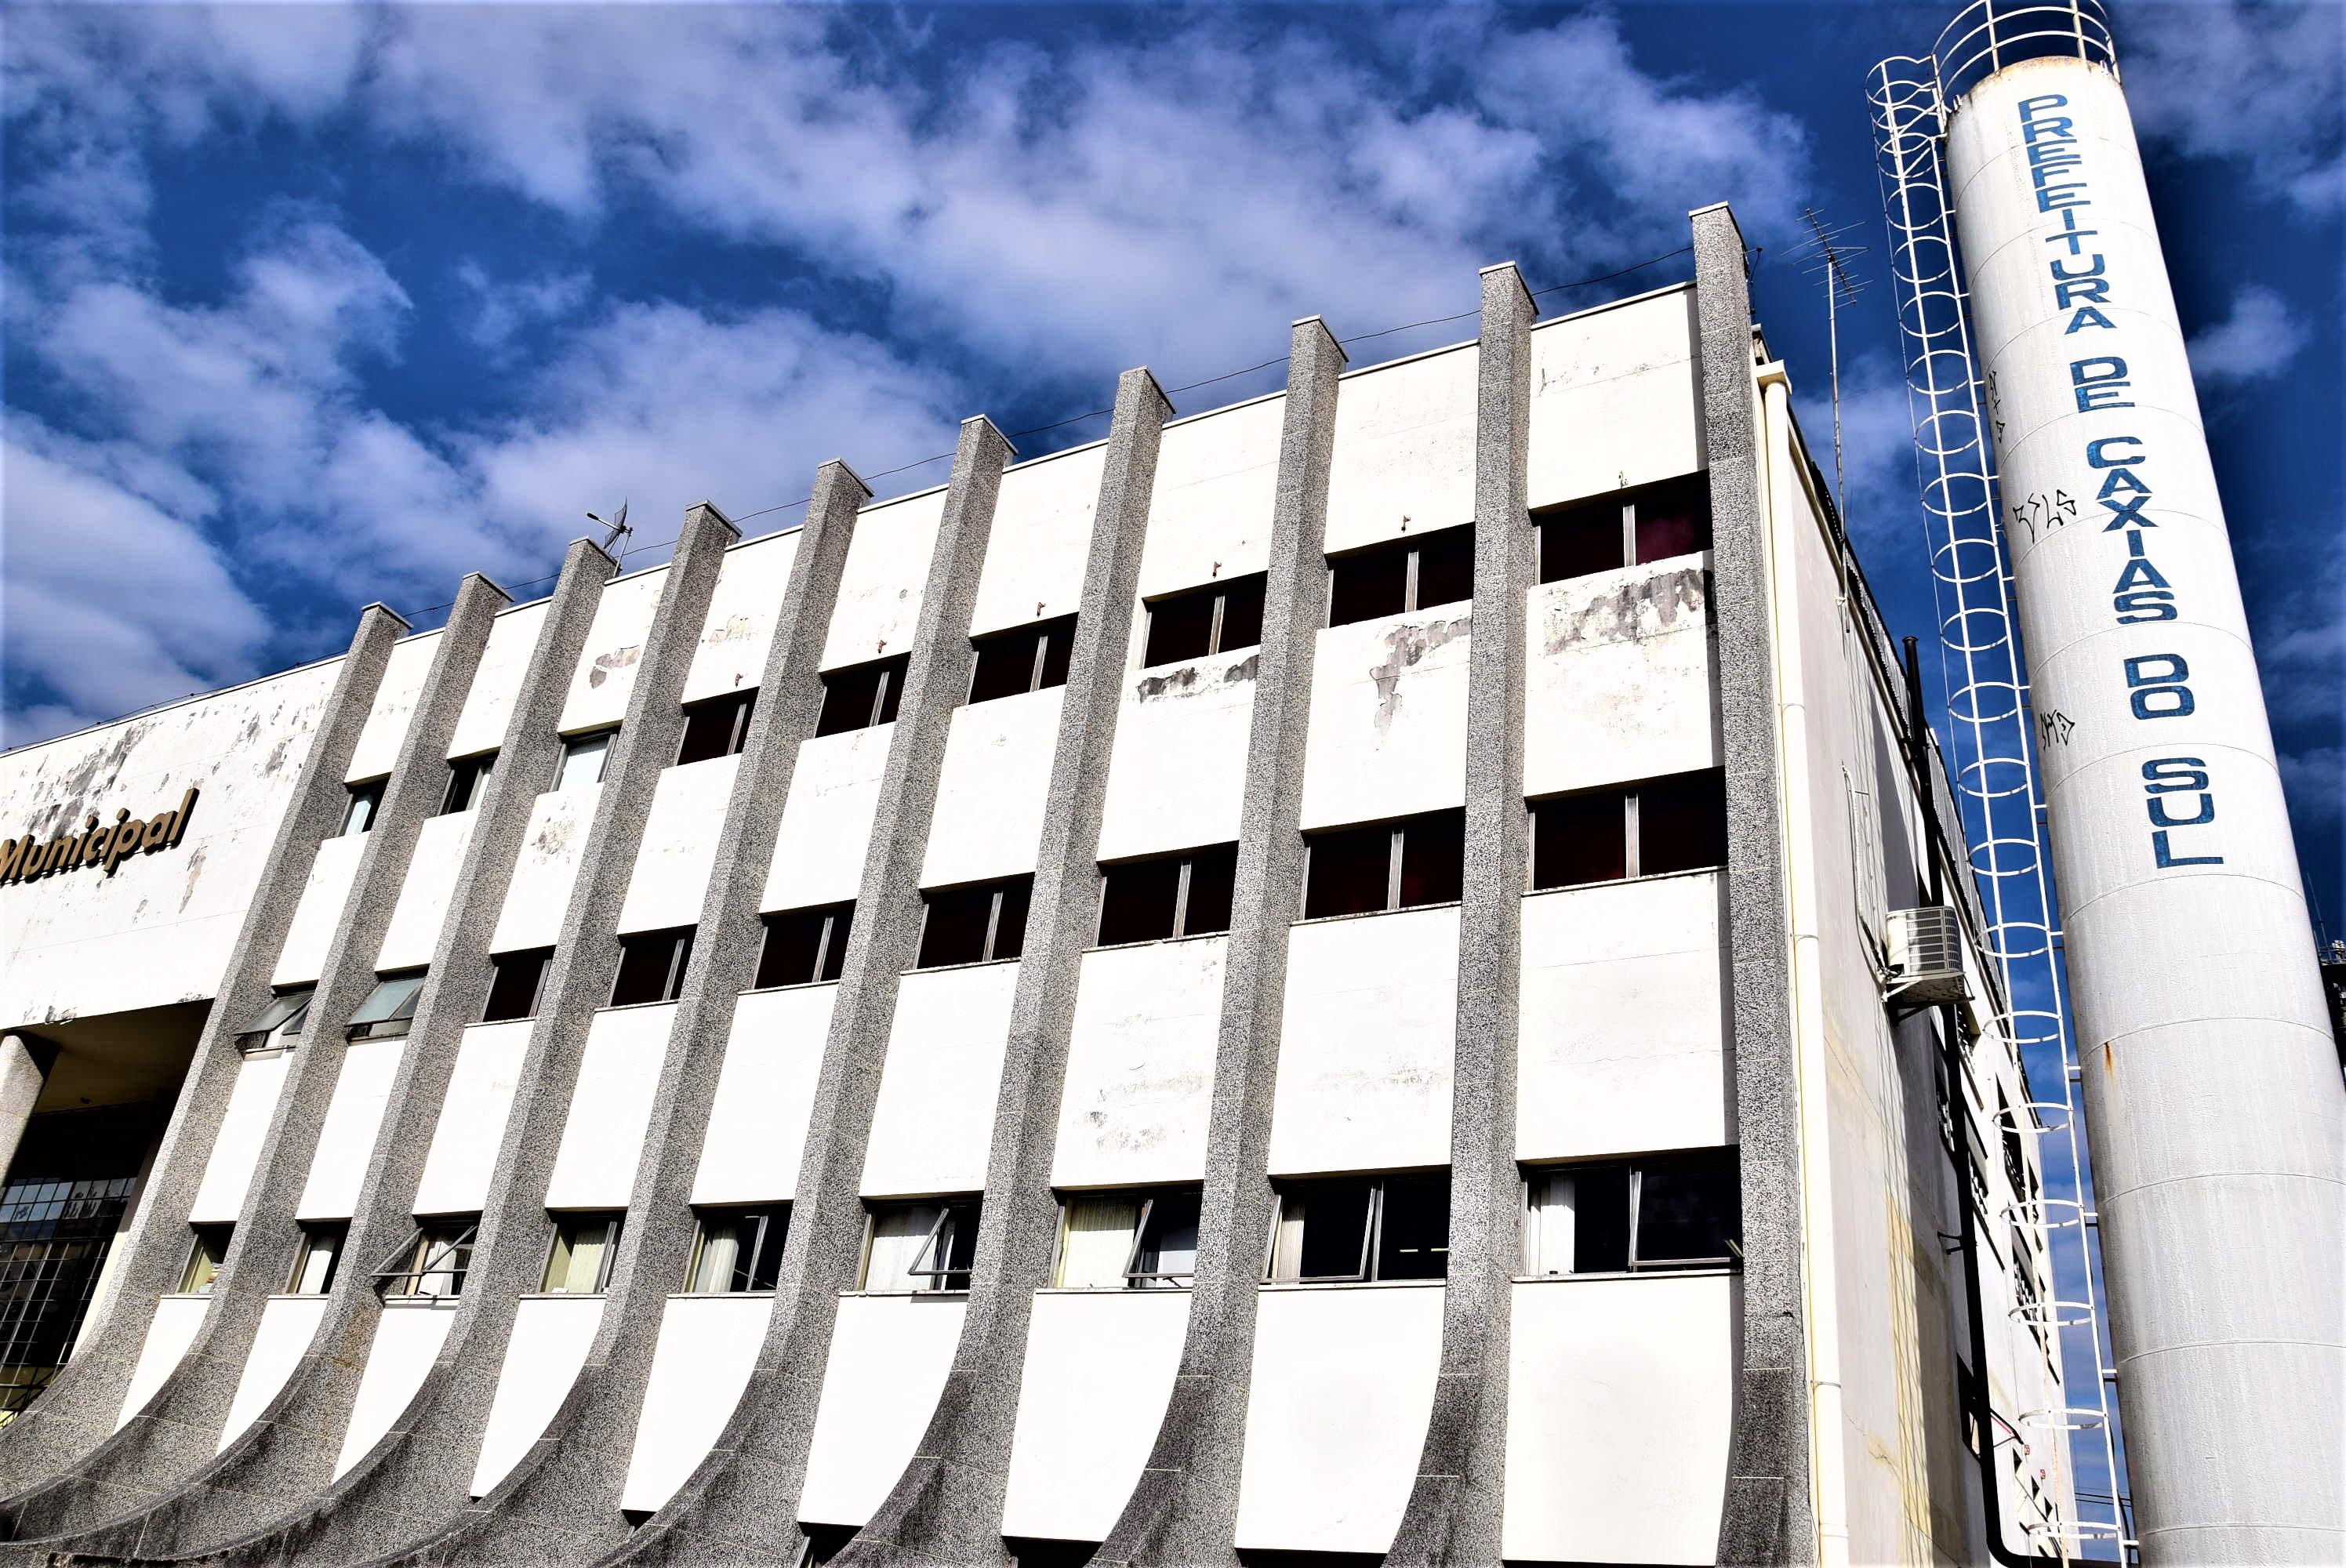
left=1789, top=209, right=1869, bottom=524
left=587, top=499, right=632, bottom=555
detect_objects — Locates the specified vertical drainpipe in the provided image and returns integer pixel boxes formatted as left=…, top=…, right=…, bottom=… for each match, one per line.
left=0, top=575, right=511, bottom=1547
left=1085, top=317, right=1344, bottom=1568
left=0, top=601, right=409, bottom=1497
left=1690, top=200, right=1818, bottom=1568
left=358, top=466, right=870, bottom=1566
left=610, top=417, right=1013, bottom=1568
left=838, top=368, right=1168, bottom=1566
left=1384, top=260, right=1535, bottom=1568
left=1757, top=363, right=1849, bottom=1568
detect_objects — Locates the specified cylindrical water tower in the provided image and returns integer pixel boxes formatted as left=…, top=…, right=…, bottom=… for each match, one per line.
left=1895, top=2, right=2346, bottom=1561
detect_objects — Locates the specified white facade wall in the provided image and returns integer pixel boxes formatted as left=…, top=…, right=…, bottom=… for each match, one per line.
left=470, top=1294, right=604, bottom=1495
left=1524, top=287, right=1704, bottom=511
left=545, top=1002, right=678, bottom=1210
left=919, top=689, right=1063, bottom=889
left=0, top=656, right=339, bottom=1028
left=1051, top=938, right=1225, bottom=1189
left=797, top=1294, right=968, bottom=1526
left=1233, top=1283, right=1446, bottom=1553
left=1523, top=557, right=1719, bottom=797
left=1516, top=874, right=1732, bottom=1162
left=1298, top=610, right=1473, bottom=831
left=1095, top=645, right=1257, bottom=863
left=760, top=729, right=890, bottom=913
left=821, top=489, right=946, bottom=670
left=490, top=786, right=597, bottom=953
left=969, top=446, right=1106, bottom=639
left=1323, top=346, right=1478, bottom=554
left=187, top=1047, right=292, bottom=1223
left=412, top=1020, right=530, bottom=1214
left=616, top=756, right=738, bottom=934
left=446, top=599, right=548, bottom=760
left=116, top=1293, right=209, bottom=1431
left=296, top=1034, right=404, bottom=1219
left=1269, top=908, right=1458, bottom=1177
left=1000, top=1289, right=1191, bottom=1541
left=218, top=1294, right=329, bottom=1450
left=692, top=985, right=835, bottom=1205
left=1138, top=397, right=1280, bottom=597
left=337, top=1299, right=456, bottom=1475
left=272, top=832, right=365, bottom=988
left=376, top=811, right=474, bottom=971
left=860, top=964, right=1019, bottom=1199
left=681, top=532, right=800, bottom=704
left=344, top=633, right=441, bottom=785
left=621, top=1294, right=771, bottom=1513
left=556, top=570, right=666, bottom=735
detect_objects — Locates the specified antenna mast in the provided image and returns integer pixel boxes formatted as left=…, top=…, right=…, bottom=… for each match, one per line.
left=1791, top=208, right=1868, bottom=521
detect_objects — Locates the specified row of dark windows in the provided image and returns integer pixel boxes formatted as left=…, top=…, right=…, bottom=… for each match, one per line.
left=262, top=770, right=1726, bottom=1053
left=180, top=1145, right=1740, bottom=1303
left=336, top=474, right=1712, bottom=826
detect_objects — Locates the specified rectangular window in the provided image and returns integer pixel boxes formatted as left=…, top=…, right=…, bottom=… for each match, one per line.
left=1327, top=524, right=1473, bottom=628
left=346, top=971, right=427, bottom=1041
left=676, top=691, right=756, bottom=766
left=755, top=905, right=854, bottom=989
left=441, top=752, right=496, bottom=815
left=340, top=780, right=384, bottom=836
left=1521, top=1149, right=1741, bottom=1275
left=1095, top=845, right=1238, bottom=946
left=285, top=1221, right=346, bottom=1295
left=482, top=949, right=553, bottom=1022
left=915, top=879, right=1031, bottom=969
left=1142, top=575, right=1268, bottom=666
left=1529, top=770, right=1726, bottom=890
left=1300, top=810, right=1465, bottom=919
left=1054, top=1188, right=1200, bottom=1289
left=968, top=616, right=1077, bottom=705
left=555, top=730, right=615, bottom=792
left=375, top=1218, right=476, bottom=1298
left=181, top=1225, right=232, bottom=1294
left=1266, top=1174, right=1450, bottom=1283
left=862, top=1200, right=979, bottom=1292
left=685, top=1207, right=790, bottom=1294
left=235, top=986, right=314, bottom=1055
left=815, top=655, right=911, bottom=736
left=1535, top=473, right=1712, bottom=583
left=611, top=927, right=694, bottom=1007
left=542, top=1212, right=623, bottom=1294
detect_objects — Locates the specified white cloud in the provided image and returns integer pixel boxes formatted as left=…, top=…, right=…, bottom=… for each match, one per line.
left=2188, top=285, right=2310, bottom=386
left=456, top=263, right=595, bottom=352
left=2125, top=1, right=2344, bottom=211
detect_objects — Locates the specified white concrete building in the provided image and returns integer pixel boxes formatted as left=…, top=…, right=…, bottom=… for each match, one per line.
left=0, top=208, right=2068, bottom=1567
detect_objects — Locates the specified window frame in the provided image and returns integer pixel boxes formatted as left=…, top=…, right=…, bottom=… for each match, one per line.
left=815, top=655, right=911, bottom=736
left=966, top=615, right=1077, bottom=705
left=371, top=1218, right=478, bottom=1298
left=1527, top=769, right=1726, bottom=891
left=540, top=1211, right=624, bottom=1294
left=913, top=879, right=1030, bottom=970
left=859, top=1200, right=979, bottom=1293
left=683, top=1205, right=791, bottom=1295
left=1264, top=1174, right=1451, bottom=1284
left=1298, top=810, right=1465, bottom=920
left=1534, top=472, right=1713, bottom=583
left=1325, top=524, right=1474, bottom=628
left=1049, top=1187, right=1202, bottom=1290
left=180, top=1224, right=233, bottom=1294
left=440, top=751, right=497, bottom=815
left=901, top=1202, right=977, bottom=1291
left=482, top=948, right=554, bottom=1022
left=235, top=986, right=314, bottom=1055
left=675, top=691, right=757, bottom=766
left=610, top=927, right=695, bottom=1007
left=1142, top=574, right=1269, bottom=667
left=754, top=905, right=855, bottom=990
left=1520, top=1152, right=1742, bottom=1277
left=285, top=1221, right=347, bottom=1295
left=340, top=779, right=385, bottom=837
left=1095, top=845, right=1238, bottom=947
left=346, top=971, right=427, bottom=1041
left=554, top=729, right=616, bottom=792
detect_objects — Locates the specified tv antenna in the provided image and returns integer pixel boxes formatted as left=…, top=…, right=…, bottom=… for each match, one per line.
left=587, top=499, right=632, bottom=555
left=1790, top=208, right=1868, bottom=521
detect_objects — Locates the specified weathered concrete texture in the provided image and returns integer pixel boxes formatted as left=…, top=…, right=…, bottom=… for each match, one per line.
left=1382, top=262, right=1534, bottom=1568
left=20, top=541, right=619, bottom=1566
left=0, top=579, right=512, bottom=1549
left=606, top=418, right=1013, bottom=1568
left=371, top=466, right=870, bottom=1566
left=0, top=1037, right=45, bottom=1195
left=1088, top=317, right=1345, bottom=1568
left=82, top=512, right=733, bottom=1568
left=0, top=603, right=410, bottom=1504
left=836, top=369, right=1170, bottom=1568
left=1690, top=202, right=1814, bottom=1568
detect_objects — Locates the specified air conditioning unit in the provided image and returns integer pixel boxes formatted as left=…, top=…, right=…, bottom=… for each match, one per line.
left=1883, top=906, right=1969, bottom=1016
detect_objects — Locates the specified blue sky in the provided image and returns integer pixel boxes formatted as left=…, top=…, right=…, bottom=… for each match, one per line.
left=2, top=1, right=2337, bottom=923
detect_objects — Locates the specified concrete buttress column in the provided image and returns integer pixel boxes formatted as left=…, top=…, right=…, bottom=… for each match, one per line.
left=1383, top=260, right=1536, bottom=1568
left=0, top=576, right=512, bottom=1546
left=611, top=417, right=1014, bottom=1567
left=26, top=541, right=619, bottom=1564
left=369, top=463, right=870, bottom=1566
left=114, top=510, right=738, bottom=1565
left=1089, top=316, right=1346, bottom=1568
left=0, top=602, right=409, bottom=1499
left=1691, top=201, right=1816, bottom=1568
left=836, top=368, right=1170, bottom=1567
left=0, top=1036, right=48, bottom=1189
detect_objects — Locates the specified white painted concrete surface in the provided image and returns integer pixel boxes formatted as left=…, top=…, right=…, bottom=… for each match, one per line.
left=470, top=1294, right=605, bottom=1496
left=296, top=1035, right=405, bottom=1219
left=1000, top=1288, right=1192, bottom=1541
left=272, top=831, right=365, bottom=988
left=344, top=633, right=441, bottom=786
left=971, top=445, right=1106, bottom=640
left=616, top=755, right=739, bottom=935
left=860, top=963, right=1019, bottom=1199
left=115, top=1293, right=209, bottom=1432
left=216, top=1294, right=329, bottom=1450
left=336, top=1298, right=456, bottom=1475
left=1052, top=938, right=1225, bottom=1189
left=1233, top=1283, right=1445, bottom=1553
left=187, top=1047, right=292, bottom=1223
left=1324, top=345, right=1478, bottom=555
left=1095, top=645, right=1256, bottom=863
left=692, top=984, right=835, bottom=1205
left=919, top=688, right=1064, bottom=890
left=1525, top=287, right=1702, bottom=512
left=619, top=1293, right=771, bottom=1513
left=1298, top=610, right=1472, bottom=832
left=489, top=785, right=597, bottom=954
left=796, top=1292, right=968, bottom=1526
left=1523, top=558, right=1719, bottom=799
left=1139, top=397, right=1280, bottom=599
left=376, top=811, right=474, bottom=971
left=681, top=531, right=800, bottom=705
left=412, top=1020, right=531, bottom=1215
left=822, top=489, right=946, bottom=671
left=760, top=728, right=890, bottom=913
left=557, top=570, right=666, bottom=735
left=446, top=599, right=549, bottom=760
left=544, top=1002, right=678, bottom=1210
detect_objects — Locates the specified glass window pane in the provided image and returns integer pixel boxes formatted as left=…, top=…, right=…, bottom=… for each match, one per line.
left=990, top=880, right=1031, bottom=961
left=1058, top=1198, right=1139, bottom=1288
left=1036, top=619, right=1074, bottom=691
left=1302, top=825, right=1392, bottom=919
left=1215, top=576, right=1266, bottom=654
left=864, top=1205, right=941, bottom=1291
left=1375, top=1175, right=1451, bottom=1280
left=543, top=1214, right=619, bottom=1293
left=756, top=910, right=829, bottom=989
left=1523, top=1173, right=1574, bottom=1276
left=350, top=974, right=426, bottom=1026
left=1632, top=476, right=1712, bottom=564
left=1397, top=811, right=1465, bottom=907
left=968, top=630, right=1039, bottom=705
left=1635, top=1156, right=1741, bottom=1267
left=1411, top=526, right=1474, bottom=611
left=1180, top=846, right=1238, bottom=938
left=1132, top=1190, right=1200, bottom=1286
left=341, top=786, right=380, bottom=837
left=556, top=733, right=611, bottom=791
left=1637, top=771, right=1728, bottom=877
left=1293, top=1179, right=1374, bottom=1280
left=1538, top=501, right=1625, bottom=583
left=1144, top=591, right=1216, bottom=666
left=690, top=1215, right=746, bottom=1293
left=1531, top=792, right=1629, bottom=889
left=482, top=951, right=547, bottom=1022
left=1327, top=546, right=1408, bottom=627
left=1098, top=859, right=1181, bottom=946
left=917, top=886, right=994, bottom=969
left=1571, top=1163, right=1632, bottom=1273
